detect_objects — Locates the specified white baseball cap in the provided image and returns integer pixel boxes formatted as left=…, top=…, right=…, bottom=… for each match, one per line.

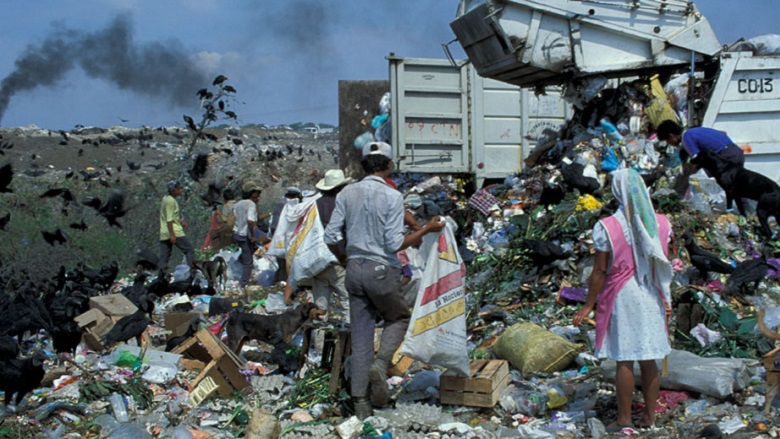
left=362, top=141, right=393, bottom=159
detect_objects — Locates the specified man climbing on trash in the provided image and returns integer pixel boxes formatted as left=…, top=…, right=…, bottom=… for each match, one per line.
left=656, top=120, right=745, bottom=195
left=324, top=141, right=446, bottom=419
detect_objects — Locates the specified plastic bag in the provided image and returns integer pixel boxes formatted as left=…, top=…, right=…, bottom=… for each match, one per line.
left=499, top=387, right=548, bottom=416
left=602, top=349, right=757, bottom=399
left=283, top=202, right=337, bottom=289
left=399, top=218, right=470, bottom=376
left=601, top=147, right=619, bottom=172
left=141, top=361, right=178, bottom=384
left=353, top=132, right=374, bottom=150
left=492, top=322, right=580, bottom=375
left=172, top=265, right=191, bottom=283
left=378, top=91, right=391, bottom=114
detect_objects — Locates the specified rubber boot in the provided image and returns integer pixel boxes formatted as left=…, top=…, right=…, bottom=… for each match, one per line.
left=368, top=360, right=390, bottom=407
left=353, top=396, right=373, bottom=420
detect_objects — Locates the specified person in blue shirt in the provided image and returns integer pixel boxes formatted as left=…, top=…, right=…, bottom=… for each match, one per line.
left=656, top=120, right=744, bottom=195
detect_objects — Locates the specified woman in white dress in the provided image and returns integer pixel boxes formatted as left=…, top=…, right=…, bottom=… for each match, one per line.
left=573, top=168, right=673, bottom=431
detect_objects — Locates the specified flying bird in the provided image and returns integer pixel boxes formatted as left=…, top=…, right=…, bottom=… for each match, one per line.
left=212, top=75, right=228, bottom=86
left=223, top=85, right=236, bottom=93
left=224, top=111, right=237, bottom=119
left=83, top=190, right=128, bottom=228
left=42, top=228, right=67, bottom=246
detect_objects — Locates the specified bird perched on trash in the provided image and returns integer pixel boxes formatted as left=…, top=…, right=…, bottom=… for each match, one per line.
left=680, top=232, right=734, bottom=281
left=520, top=239, right=573, bottom=270
left=42, top=228, right=67, bottom=246
left=188, top=153, right=210, bottom=181
left=698, top=424, right=722, bottom=439
left=725, top=249, right=771, bottom=299
left=165, top=317, right=199, bottom=352
left=0, top=351, right=48, bottom=408
left=0, top=336, right=19, bottom=361
left=101, top=310, right=150, bottom=348
left=0, top=163, right=13, bottom=193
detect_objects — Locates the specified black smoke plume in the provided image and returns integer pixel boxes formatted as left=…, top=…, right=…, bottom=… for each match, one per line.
left=0, top=15, right=208, bottom=124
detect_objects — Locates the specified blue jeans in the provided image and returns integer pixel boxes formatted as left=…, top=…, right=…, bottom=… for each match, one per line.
left=233, top=233, right=253, bottom=286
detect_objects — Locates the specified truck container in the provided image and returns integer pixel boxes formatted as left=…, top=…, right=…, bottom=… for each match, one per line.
left=450, top=0, right=780, bottom=181
left=389, top=56, right=572, bottom=186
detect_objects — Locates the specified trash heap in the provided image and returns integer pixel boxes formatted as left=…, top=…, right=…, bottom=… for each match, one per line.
left=6, top=78, right=780, bottom=439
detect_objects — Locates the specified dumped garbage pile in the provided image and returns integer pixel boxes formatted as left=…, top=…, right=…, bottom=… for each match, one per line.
left=6, top=82, right=780, bottom=439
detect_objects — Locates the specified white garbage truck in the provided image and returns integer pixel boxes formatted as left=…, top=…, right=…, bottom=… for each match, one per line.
left=449, top=0, right=780, bottom=180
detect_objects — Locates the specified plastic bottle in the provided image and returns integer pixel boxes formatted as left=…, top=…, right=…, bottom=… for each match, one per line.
left=600, top=118, right=623, bottom=143
left=108, top=393, right=130, bottom=423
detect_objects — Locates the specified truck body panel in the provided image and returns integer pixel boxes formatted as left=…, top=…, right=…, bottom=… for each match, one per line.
left=703, top=52, right=780, bottom=180
left=450, top=0, right=721, bottom=88
left=451, top=0, right=780, bottom=181
left=389, top=57, right=571, bottom=184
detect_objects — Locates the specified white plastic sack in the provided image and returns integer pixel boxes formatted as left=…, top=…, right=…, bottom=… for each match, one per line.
left=278, top=196, right=337, bottom=289
left=399, top=218, right=470, bottom=376
left=602, top=349, right=757, bottom=399
left=268, top=194, right=320, bottom=258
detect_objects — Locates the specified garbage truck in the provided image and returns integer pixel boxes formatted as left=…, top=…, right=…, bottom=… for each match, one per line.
left=449, top=0, right=780, bottom=180
left=388, top=56, right=572, bottom=187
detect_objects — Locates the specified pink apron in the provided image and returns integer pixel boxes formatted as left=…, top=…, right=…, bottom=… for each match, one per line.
left=594, top=213, right=670, bottom=350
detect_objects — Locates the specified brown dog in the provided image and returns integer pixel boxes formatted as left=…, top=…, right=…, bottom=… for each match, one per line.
left=194, top=256, right=227, bottom=293
left=225, top=303, right=325, bottom=354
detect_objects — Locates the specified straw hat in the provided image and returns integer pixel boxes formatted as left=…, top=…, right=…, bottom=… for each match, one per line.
left=316, top=169, right=353, bottom=191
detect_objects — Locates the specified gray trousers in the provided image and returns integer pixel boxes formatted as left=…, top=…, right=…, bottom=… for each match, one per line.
left=158, top=236, right=194, bottom=274
left=233, top=233, right=254, bottom=286
left=346, top=258, right=410, bottom=398
left=312, top=265, right=350, bottom=322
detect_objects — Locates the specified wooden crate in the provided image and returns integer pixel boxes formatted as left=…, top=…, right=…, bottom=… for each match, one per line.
left=440, top=360, right=509, bottom=408
left=172, top=328, right=251, bottom=397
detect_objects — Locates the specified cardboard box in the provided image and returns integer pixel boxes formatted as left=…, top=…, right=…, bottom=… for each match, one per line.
left=89, top=294, right=138, bottom=318
left=75, top=309, right=113, bottom=337
left=440, top=360, right=509, bottom=408
left=165, top=312, right=199, bottom=339
left=82, top=332, right=107, bottom=352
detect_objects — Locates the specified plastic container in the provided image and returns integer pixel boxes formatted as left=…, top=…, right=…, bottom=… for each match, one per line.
left=108, top=393, right=129, bottom=423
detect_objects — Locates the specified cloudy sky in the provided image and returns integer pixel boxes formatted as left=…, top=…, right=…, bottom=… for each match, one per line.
left=0, top=0, right=775, bottom=130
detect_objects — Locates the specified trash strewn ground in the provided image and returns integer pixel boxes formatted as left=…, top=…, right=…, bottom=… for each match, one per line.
left=4, top=67, right=780, bottom=439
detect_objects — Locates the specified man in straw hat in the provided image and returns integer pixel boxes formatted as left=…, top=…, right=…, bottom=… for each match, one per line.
left=324, top=142, right=446, bottom=419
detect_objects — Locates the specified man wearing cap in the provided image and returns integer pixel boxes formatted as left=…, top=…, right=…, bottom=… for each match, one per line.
left=324, top=142, right=446, bottom=419
left=233, top=188, right=271, bottom=288
left=158, top=180, right=195, bottom=274
left=269, top=187, right=303, bottom=283
left=295, top=169, right=354, bottom=321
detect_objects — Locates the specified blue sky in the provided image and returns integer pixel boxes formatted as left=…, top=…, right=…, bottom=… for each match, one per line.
left=0, top=0, right=775, bottom=130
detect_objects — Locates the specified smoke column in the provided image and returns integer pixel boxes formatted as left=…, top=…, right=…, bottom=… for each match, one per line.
left=0, top=15, right=208, bottom=124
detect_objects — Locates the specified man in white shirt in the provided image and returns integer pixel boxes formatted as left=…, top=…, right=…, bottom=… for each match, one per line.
left=232, top=188, right=270, bottom=287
